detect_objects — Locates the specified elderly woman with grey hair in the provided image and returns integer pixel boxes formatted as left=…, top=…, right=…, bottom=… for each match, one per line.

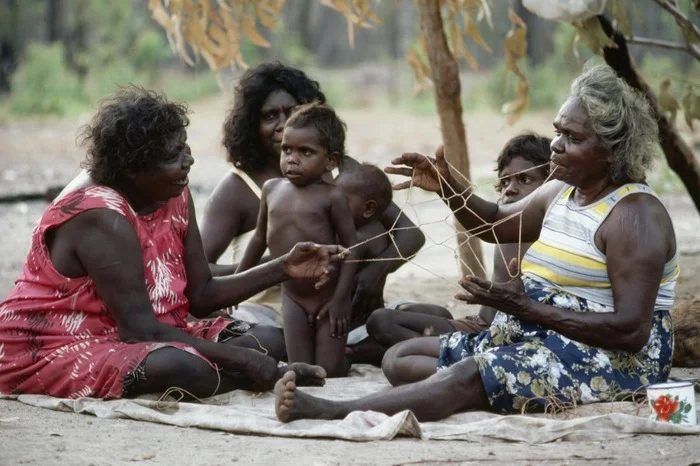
left=271, top=64, right=679, bottom=422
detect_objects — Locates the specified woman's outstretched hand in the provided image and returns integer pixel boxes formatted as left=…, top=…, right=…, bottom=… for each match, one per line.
left=384, top=145, right=452, bottom=193
left=455, top=258, right=530, bottom=317
left=283, top=242, right=350, bottom=288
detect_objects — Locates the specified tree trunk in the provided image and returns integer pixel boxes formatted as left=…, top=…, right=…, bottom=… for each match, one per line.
left=414, top=0, right=486, bottom=279
left=65, top=0, right=88, bottom=81
left=46, top=0, right=64, bottom=43
left=599, top=15, right=700, bottom=214
left=0, top=0, right=19, bottom=93
left=297, top=0, right=315, bottom=52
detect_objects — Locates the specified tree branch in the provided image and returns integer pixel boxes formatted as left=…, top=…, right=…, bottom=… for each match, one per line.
left=651, top=0, right=700, bottom=60
left=627, top=35, right=700, bottom=59
left=598, top=14, right=700, bottom=213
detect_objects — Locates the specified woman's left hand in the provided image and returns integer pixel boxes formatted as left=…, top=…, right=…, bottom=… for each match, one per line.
left=284, top=242, right=350, bottom=287
left=455, top=259, right=530, bottom=317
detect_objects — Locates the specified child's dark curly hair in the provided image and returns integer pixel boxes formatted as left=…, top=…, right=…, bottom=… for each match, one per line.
left=285, top=102, right=347, bottom=157
left=223, top=62, right=326, bottom=173
left=495, top=132, right=551, bottom=191
left=80, top=86, right=190, bottom=185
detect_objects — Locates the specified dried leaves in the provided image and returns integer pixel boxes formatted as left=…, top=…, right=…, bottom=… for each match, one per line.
left=572, top=16, right=617, bottom=55
left=502, top=9, right=529, bottom=125
left=319, top=0, right=381, bottom=47
left=443, top=0, right=493, bottom=71
left=659, top=79, right=680, bottom=125
left=565, top=4, right=622, bottom=59
left=148, top=0, right=381, bottom=82
left=658, top=79, right=700, bottom=130
left=407, top=0, right=493, bottom=96
left=606, top=0, right=631, bottom=37
left=407, top=46, right=433, bottom=95
left=148, top=0, right=286, bottom=76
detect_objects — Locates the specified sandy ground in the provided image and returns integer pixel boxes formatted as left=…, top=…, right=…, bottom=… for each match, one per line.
left=1, top=95, right=700, bottom=465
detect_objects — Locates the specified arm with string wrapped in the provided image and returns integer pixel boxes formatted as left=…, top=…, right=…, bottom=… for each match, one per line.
left=385, top=144, right=670, bottom=353
left=385, top=145, right=562, bottom=248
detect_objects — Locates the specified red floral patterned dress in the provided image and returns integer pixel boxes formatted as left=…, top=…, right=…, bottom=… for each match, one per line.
left=0, top=186, right=229, bottom=399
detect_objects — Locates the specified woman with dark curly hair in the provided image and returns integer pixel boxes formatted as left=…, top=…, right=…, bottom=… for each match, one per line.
left=0, top=86, right=345, bottom=399
left=200, top=62, right=425, bottom=327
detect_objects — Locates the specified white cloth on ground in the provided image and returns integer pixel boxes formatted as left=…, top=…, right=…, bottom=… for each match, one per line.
left=3, top=365, right=698, bottom=443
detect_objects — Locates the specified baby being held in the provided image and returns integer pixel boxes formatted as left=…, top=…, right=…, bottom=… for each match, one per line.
left=237, top=102, right=358, bottom=377
left=335, top=163, right=393, bottom=327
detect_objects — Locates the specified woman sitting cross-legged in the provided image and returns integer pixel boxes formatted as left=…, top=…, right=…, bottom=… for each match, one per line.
left=272, top=63, right=678, bottom=422
left=0, top=87, right=346, bottom=399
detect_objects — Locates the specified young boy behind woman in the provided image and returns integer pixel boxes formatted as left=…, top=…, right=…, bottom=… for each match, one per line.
left=237, top=102, right=392, bottom=377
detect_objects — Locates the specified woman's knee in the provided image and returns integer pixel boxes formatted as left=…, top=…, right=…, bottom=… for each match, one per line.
left=129, top=347, right=218, bottom=397
left=381, top=337, right=441, bottom=386
left=142, top=347, right=213, bottom=378
left=366, top=308, right=395, bottom=337
left=381, top=340, right=411, bottom=385
left=444, top=358, right=487, bottom=400
left=220, top=325, right=286, bottom=361
left=248, top=325, right=286, bottom=361
left=405, top=303, right=453, bottom=319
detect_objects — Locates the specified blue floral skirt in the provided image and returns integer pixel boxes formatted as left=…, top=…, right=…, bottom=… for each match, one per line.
left=437, top=277, right=674, bottom=414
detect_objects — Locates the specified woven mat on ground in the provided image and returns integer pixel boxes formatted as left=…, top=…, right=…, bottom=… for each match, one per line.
left=2, top=365, right=699, bottom=444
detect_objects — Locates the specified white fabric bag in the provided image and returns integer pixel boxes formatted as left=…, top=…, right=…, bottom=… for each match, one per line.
left=522, top=0, right=607, bottom=22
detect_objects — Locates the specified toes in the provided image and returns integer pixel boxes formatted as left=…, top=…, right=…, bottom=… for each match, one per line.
left=289, top=363, right=327, bottom=387
left=281, top=390, right=294, bottom=401
left=281, top=370, right=296, bottom=385
left=298, top=363, right=326, bottom=380
left=313, top=366, right=327, bottom=379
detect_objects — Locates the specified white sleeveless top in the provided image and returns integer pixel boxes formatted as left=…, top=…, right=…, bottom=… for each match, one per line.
left=229, top=167, right=282, bottom=317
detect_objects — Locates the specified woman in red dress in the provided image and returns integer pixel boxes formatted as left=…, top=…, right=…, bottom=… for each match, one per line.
left=0, top=87, right=343, bottom=399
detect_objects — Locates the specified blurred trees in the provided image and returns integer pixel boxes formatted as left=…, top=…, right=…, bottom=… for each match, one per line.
left=0, top=0, right=176, bottom=95
left=1, top=0, right=697, bottom=96
left=1, top=0, right=699, bottom=270
left=144, top=0, right=700, bottom=221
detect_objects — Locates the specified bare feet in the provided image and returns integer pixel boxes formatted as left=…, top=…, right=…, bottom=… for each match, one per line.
left=279, top=363, right=326, bottom=387
left=274, top=371, right=343, bottom=422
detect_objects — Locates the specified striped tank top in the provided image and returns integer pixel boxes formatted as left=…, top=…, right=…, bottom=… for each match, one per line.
left=521, top=183, right=679, bottom=311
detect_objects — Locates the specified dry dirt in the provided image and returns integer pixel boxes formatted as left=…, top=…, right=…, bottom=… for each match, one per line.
left=1, top=95, right=699, bottom=465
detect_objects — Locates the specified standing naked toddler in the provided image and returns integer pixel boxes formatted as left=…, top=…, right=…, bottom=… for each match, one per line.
left=237, top=102, right=358, bottom=377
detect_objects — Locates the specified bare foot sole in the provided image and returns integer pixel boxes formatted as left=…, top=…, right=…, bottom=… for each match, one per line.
left=281, top=363, right=326, bottom=387
left=274, top=371, right=342, bottom=423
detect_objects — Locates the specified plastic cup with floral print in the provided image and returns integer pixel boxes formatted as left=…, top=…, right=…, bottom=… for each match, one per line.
left=646, top=381, right=697, bottom=426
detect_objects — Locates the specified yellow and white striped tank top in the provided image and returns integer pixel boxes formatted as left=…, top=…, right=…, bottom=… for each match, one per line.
left=521, top=183, right=679, bottom=311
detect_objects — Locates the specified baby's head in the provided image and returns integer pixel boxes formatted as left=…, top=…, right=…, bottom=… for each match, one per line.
left=335, top=163, right=392, bottom=228
left=281, top=102, right=346, bottom=186
left=496, top=132, right=552, bottom=204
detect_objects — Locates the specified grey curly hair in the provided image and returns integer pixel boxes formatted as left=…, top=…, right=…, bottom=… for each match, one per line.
left=568, top=63, right=658, bottom=184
